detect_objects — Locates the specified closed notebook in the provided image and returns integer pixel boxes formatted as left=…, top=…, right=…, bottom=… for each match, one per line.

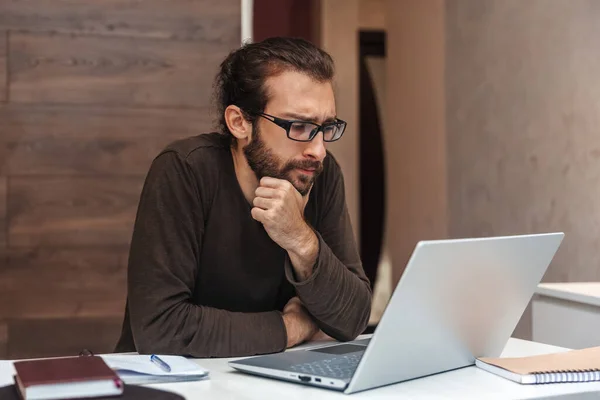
left=476, top=346, right=600, bottom=384
left=13, top=356, right=124, bottom=400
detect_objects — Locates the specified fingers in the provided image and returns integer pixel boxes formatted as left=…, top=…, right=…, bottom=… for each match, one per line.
left=286, top=296, right=301, bottom=306
left=259, top=177, right=291, bottom=189
left=285, top=304, right=304, bottom=315
left=251, top=207, right=267, bottom=222
left=254, top=186, right=282, bottom=199
left=284, top=303, right=300, bottom=314
left=283, top=296, right=303, bottom=314
left=311, top=330, right=335, bottom=342
left=252, top=196, right=276, bottom=210
left=259, top=177, right=299, bottom=196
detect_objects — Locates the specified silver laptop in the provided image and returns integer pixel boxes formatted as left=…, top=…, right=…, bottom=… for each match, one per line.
left=229, top=233, right=564, bottom=394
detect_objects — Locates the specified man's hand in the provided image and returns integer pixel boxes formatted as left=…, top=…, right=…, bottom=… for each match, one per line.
left=251, top=177, right=319, bottom=280
left=251, top=177, right=309, bottom=250
left=282, top=297, right=319, bottom=348
left=310, top=330, right=335, bottom=342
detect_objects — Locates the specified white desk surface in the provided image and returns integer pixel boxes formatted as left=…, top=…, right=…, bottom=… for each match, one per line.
left=537, top=282, right=600, bottom=307
left=2, top=338, right=599, bottom=399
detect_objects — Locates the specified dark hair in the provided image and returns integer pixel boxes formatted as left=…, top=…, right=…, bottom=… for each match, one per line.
left=213, top=37, right=335, bottom=143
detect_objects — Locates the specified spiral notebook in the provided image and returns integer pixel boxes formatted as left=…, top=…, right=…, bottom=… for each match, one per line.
left=476, top=346, right=600, bottom=384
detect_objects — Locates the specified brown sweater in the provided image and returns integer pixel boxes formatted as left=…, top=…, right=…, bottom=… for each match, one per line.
left=115, top=133, right=372, bottom=357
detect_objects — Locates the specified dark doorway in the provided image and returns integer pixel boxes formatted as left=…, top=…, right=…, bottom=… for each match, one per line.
left=359, top=30, right=386, bottom=292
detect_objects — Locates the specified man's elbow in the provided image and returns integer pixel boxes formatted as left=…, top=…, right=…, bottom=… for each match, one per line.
left=131, top=320, right=187, bottom=356
left=330, top=319, right=370, bottom=342
left=349, top=306, right=372, bottom=340
left=134, top=333, right=173, bottom=355
left=329, top=298, right=372, bottom=342
left=348, top=287, right=373, bottom=338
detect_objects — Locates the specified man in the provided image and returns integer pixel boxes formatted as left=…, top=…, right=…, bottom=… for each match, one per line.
left=115, top=37, right=372, bottom=357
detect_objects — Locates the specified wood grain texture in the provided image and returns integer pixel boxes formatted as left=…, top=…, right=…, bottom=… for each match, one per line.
left=0, top=0, right=241, bottom=42
left=9, top=32, right=232, bottom=107
left=0, top=104, right=214, bottom=138
left=0, top=32, right=6, bottom=102
left=0, top=322, right=7, bottom=358
left=0, top=104, right=213, bottom=175
left=0, top=247, right=128, bottom=292
left=7, top=317, right=123, bottom=359
left=0, top=291, right=126, bottom=320
left=0, top=0, right=240, bottom=359
left=0, top=177, right=6, bottom=247
left=0, top=247, right=127, bottom=319
left=8, top=177, right=143, bottom=246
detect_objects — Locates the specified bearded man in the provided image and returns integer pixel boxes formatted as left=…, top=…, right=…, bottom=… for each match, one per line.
left=115, top=37, right=372, bottom=357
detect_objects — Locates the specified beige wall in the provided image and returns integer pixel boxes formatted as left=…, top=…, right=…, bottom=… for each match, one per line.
left=359, top=0, right=385, bottom=30
left=447, top=0, right=600, bottom=282
left=382, top=0, right=600, bottom=338
left=446, top=0, right=600, bottom=338
left=318, top=0, right=392, bottom=323
left=317, top=0, right=360, bottom=241
left=320, top=0, right=600, bottom=338
left=385, top=0, right=448, bottom=284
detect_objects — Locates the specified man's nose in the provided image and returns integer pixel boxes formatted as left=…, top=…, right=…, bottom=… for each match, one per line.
left=303, top=131, right=327, bottom=161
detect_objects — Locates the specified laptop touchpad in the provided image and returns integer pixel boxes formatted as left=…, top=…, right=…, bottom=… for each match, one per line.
left=309, top=344, right=366, bottom=355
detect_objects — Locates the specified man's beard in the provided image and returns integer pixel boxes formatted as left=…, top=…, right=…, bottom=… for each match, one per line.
left=243, top=125, right=323, bottom=196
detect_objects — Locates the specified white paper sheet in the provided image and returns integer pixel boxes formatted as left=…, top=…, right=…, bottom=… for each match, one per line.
left=101, top=355, right=209, bottom=385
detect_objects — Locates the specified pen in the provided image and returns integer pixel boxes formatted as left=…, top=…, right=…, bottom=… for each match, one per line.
left=150, top=354, right=171, bottom=372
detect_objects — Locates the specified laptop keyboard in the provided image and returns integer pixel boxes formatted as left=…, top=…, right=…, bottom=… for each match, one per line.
left=289, top=354, right=362, bottom=380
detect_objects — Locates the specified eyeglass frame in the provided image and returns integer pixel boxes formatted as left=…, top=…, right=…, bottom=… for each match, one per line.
left=255, top=112, right=347, bottom=142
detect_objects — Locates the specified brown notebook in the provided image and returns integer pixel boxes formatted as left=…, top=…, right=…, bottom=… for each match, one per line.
left=476, top=346, right=600, bottom=384
left=13, top=356, right=124, bottom=400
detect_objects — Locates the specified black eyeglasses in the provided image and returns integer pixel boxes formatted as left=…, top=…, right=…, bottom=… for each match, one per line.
left=256, top=113, right=347, bottom=142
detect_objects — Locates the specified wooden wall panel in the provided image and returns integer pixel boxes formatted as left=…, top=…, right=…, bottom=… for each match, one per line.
left=7, top=317, right=123, bottom=359
left=8, top=136, right=178, bottom=176
left=1, top=105, right=213, bottom=175
left=0, top=177, right=6, bottom=247
left=0, top=322, right=7, bottom=358
left=1, top=0, right=240, bottom=359
left=0, top=290, right=126, bottom=320
left=0, top=32, right=6, bottom=102
left=0, top=247, right=127, bottom=319
left=8, top=177, right=142, bottom=246
left=9, top=33, right=230, bottom=107
left=0, top=247, right=127, bottom=292
left=0, top=104, right=214, bottom=139
left=0, top=0, right=240, bottom=42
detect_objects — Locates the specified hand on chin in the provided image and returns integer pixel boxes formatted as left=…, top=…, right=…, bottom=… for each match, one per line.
left=250, top=177, right=311, bottom=250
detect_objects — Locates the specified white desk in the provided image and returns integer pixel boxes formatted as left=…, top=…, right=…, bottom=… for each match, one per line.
left=533, top=282, right=600, bottom=349
left=1, top=338, right=599, bottom=399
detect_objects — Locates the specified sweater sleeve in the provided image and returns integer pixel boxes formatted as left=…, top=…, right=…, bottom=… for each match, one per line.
left=284, top=158, right=372, bottom=341
left=127, top=151, right=287, bottom=357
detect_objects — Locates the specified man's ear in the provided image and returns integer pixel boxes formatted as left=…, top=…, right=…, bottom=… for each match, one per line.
left=224, top=105, right=252, bottom=141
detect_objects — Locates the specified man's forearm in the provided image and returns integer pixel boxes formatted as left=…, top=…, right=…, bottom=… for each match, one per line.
left=130, top=300, right=288, bottom=357
left=284, top=235, right=372, bottom=342
left=282, top=312, right=318, bottom=347
left=286, top=224, right=319, bottom=281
